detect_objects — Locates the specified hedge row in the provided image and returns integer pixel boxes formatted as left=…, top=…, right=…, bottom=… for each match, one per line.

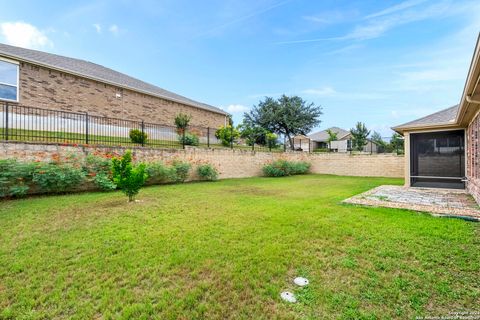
left=0, top=155, right=218, bottom=199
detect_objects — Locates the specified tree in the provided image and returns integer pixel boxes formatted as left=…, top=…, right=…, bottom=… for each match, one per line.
left=266, top=132, right=278, bottom=149
left=215, top=125, right=240, bottom=147
left=174, top=113, right=192, bottom=134
left=243, top=95, right=322, bottom=150
left=111, top=150, right=148, bottom=202
left=350, top=122, right=370, bottom=151
left=326, top=129, right=338, bottom=150
left=390, top=133, right=404, bottom=154
left=371, top=131, right=387, bottom=152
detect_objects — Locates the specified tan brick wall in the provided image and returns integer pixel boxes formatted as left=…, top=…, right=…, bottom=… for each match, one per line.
left=466, top=111, right=480, bottom=203
left=16, top=62, right=226, bottom=128
left=0, top=142, right=405, bottom=180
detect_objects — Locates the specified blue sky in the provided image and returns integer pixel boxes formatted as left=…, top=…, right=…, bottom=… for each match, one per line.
left=1, top=0, right=479, bottom=136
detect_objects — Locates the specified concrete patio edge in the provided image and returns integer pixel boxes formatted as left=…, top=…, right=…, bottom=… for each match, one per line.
left=342, top=185, right=480, bottom=222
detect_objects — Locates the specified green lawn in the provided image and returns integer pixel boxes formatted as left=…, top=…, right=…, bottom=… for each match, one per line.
left=0, top=175, right=478, bottom=319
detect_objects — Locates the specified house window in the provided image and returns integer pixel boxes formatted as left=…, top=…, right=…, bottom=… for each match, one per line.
left=0, top=59, right=19, bottom=102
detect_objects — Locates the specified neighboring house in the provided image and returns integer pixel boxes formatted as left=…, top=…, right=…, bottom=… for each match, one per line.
left=308, top=127, right=378, bottom=153
left=291, top=134, right=311, bottom=152
left=393, top=34, right=480, bottom=201
left=0, top=43, right=229, bottom=128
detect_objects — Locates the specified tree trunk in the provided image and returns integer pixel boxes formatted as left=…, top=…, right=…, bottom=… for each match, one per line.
left=286, top=133, right=294, bottom=150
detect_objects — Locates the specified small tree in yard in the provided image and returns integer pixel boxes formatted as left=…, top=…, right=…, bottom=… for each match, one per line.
left=243, top=95, right=322, bottom=150
left=174, top=113, right=192, bottom=134
left=326, top=129, right=338, bottom=150
left=350, top=122, right=370, bottom=151
left=111, top=150, right=147, bottom=202
left=215, top=125, right=240, bottom=147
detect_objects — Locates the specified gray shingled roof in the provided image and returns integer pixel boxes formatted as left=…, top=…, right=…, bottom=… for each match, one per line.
left=0, top=43, right=228, bottom=115
left=393, top=105, right=459, bottom=130
left=308, top=127, right=350, bottom=142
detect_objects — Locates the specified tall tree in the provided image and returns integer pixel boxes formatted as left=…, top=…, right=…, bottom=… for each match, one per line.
left=390, top=133, right=404, bottom=153
left=243, top=95, right=322, bottom=150
left=326, top=129, right=338, bottom=150
left=350, top=122, right=370, bottom=151
left=371, top=131, right=387, bottom=153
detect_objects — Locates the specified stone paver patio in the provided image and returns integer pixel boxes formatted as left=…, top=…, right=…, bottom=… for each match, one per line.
left=343, top=185, right=480, bottom=221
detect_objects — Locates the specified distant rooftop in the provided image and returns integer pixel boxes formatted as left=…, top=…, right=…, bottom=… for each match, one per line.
left=393, top=105, right=459, bottom=132
left=308, top=127, right=350, bottom=142
left=0, top=43, right=228, bottom=116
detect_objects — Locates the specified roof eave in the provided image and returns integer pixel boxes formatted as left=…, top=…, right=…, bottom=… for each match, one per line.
left=392, top=122, right=461, bottom=135
left=0, top=52, right=229, bottom=116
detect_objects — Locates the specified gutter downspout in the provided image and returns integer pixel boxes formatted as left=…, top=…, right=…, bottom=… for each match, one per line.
left=466, top=74, right=480, bottom=104
left=466, top=95, right=480, bottom=104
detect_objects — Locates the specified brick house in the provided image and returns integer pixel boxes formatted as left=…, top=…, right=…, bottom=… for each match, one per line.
left=0, top=43, right=229, bottom=128
left=393, top=34, right=480, bottom=202
left=308, top=127, right=379, bottom=153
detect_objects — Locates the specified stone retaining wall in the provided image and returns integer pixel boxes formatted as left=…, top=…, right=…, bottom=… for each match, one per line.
left=0, top=142, right=404, bottom=179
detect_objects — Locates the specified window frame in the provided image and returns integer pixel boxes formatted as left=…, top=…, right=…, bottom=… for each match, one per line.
left=0, top=57, right=20, bottom=103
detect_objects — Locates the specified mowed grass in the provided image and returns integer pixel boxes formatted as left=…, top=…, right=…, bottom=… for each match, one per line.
left=0, top=175, right=479, bottom=319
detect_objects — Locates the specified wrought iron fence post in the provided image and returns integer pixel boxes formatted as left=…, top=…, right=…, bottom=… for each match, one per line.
left=4, top=103, right=8, bottom=141
left=284, top=136, right=286, bottom=152
left=182, top=129, right=185, bottom=149
left=252, top=141, right=254, bottom=151
left=141, top=121, right=145, bottom=147
left=85, top=112, right=89, bottom=145
left=207, top=127, right=210, bottom=148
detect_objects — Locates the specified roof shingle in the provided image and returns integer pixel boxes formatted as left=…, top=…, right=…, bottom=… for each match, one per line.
left=308, top=127, right=350, bottom=142
left=393, top=105, right=459, bottom=131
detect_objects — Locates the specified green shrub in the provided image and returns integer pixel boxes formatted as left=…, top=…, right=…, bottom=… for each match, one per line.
left=215, top=125, right=240, bottom=147
left=146, top=162, right=177, bottom=184
left=112, top=150, right=148, bottom=202
left=262, top=160, right=311, bottom=177
left=129, top=129, right=148, bottom=145
left=32, top=163, right=86, bottom=193
left=172, top=161, right=191, bottom=183
left=290, top=161, right=311, bottom=175
left=179, top=133, right=200, bottom=146
left=85, top=155, right=116, bottom=191
left=0, top=159, right=35, bottom=198
left=197, top=164, right=218, bottom=181
left=93, top=173, right=117, bottom=191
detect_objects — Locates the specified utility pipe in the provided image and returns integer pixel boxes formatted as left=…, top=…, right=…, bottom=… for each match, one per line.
left=466, top=94, right=480, bottom=104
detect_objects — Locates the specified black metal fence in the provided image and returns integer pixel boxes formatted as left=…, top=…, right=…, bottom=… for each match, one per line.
left=0, top=103, right=404, bottom=154
left=0, top=103, right=284, bottom=152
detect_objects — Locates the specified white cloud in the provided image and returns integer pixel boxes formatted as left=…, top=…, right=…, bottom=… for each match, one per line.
left=109, top=24, right=119, bottom=35
left=277, top=0, right=457, bottom=45
left=302, top=87, right=336, bottom=96
left=93, top=23, right=102, bottom=34
left=226, top=104, right=249, bottom=113
left=363, top=0, right=427, bottom=20
left=0, top=22, right=52, bottom=49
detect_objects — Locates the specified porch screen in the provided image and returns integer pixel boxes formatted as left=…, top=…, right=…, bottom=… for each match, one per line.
left=410, top=130, right=465, bottom=189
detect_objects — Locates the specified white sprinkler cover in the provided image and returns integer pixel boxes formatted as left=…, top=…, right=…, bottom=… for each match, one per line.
left=281, top=291, right=297, bottom=303
left=294, top=277, right=309, bottom=286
